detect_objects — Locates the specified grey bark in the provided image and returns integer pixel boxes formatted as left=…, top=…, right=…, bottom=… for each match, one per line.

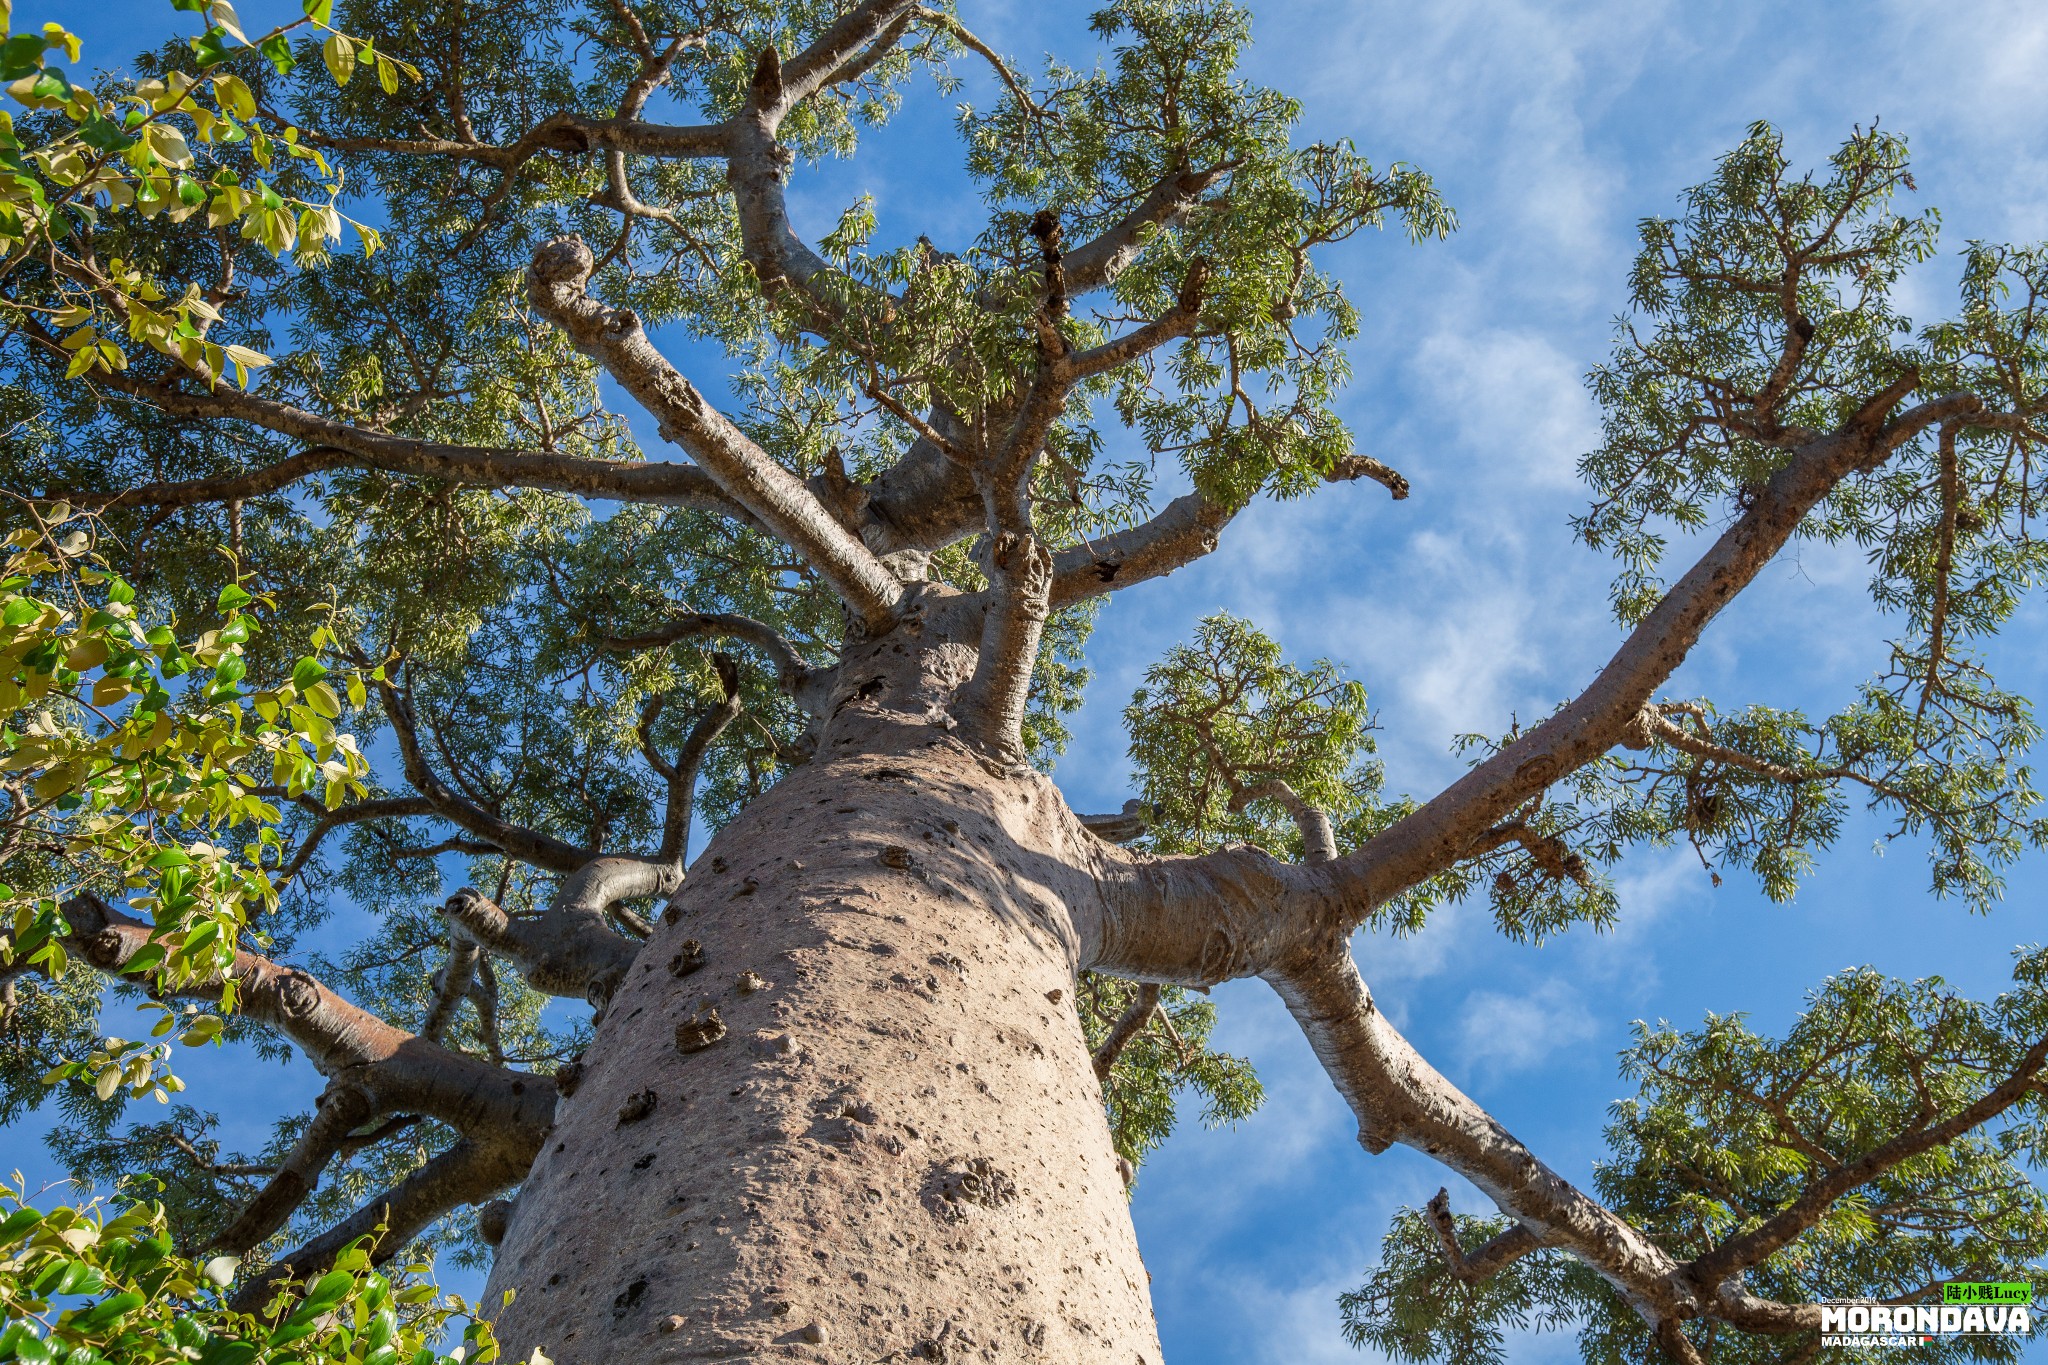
left=42, top=8, right=2034, bottom=1353
left=486, top=660, right=1165, bottom=1362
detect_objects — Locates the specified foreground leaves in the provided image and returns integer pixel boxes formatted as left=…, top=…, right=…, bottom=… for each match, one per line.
left=0, top=504, right=371, bottom=1091
left=0, top=1179, right=505, bottom=1364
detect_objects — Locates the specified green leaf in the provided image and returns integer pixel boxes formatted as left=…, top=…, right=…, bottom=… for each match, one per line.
left=0, top=1207, right=42, bottom=1247
left=120, top=943, right=166, bottom=976
left=257, top=32, right=294, bottom=74
left=305, top=679, right=340, bottom=719
left=53, top=1259, right=104, bottom=1296
left=68, top=1291, right=144, bottom=1330
left=187, top=28, right=232, bottom=67
left=6, top=1328, right=55, bottom=1364
left=300, top=1267, right=353, bottom=1313
left=321, top=32, right=353, bottom=85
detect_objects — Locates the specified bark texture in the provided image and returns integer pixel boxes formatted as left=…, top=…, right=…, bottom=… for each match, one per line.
left=31, top=11, right=2021, bottom=1356
left=487, top=633, right=1162, bottom=1363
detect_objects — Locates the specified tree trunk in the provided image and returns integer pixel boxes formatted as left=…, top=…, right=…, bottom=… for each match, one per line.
left=487, top=631, right=1162, bottom=1363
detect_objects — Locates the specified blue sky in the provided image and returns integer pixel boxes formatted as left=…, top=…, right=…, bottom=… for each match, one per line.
left=21, top=2, right=2048, bottom=1361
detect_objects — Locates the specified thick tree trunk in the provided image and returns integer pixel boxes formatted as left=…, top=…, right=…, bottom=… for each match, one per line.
left=487, top=631, right=1162, bottom=1363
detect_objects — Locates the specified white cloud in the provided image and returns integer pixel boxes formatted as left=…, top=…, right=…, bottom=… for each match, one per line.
left=1455, top=978, right=1600, bottom=1079
left=1354, top=899, right=1480, bottom=995
left=1409, top=326, right=1602, bottom=490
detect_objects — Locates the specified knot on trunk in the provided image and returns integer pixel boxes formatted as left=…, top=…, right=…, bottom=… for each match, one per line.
left=1178, top=256, right=1211, bottom=314
left=987, top=533, right=1053, bottom=605
left=616, top=1089, right=658, bottom=1126
left=478, top=1199, right=513, bottom=1247
left=82, top=928, right=125, bottom=970
left=930, top=1156, right=1018, bottom=1219
left=273, top=969, right=322, bottom=1021
left=675, top=1001, right=726, bottom=1053
left=750, top=44, right=783, bottom=106
left=529, top=236, right=595, bottom=292
left=585, top=970, right=624, bottom=1019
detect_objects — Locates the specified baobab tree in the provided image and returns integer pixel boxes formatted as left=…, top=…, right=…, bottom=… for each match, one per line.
left=4, top=1, right=2048, bottom=1363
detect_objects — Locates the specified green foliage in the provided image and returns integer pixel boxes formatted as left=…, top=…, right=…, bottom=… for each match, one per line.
left=1075, top=975, right=1262, bottom=1170
left=1123, top=616, right=1626, bottom=942
left=1339, top=1209, right=1578, bottom=1365
left=1565, top=123, right=2048, bottom=911
left=0, top=506, right=372, bottom=1084
left=1345, top=951, right=2048, bottom=1364
left=1604, top=955, right=2048, bottom=1296
left=0, top=1180, right=510, bottom=1365
left=963, top=0, right=1452, bottom=509
left=0, top=3, right=401, bottom=386
left=1126, top=612, right=1381, bottom=857
left=1580, top=121, right=1934, bottom=605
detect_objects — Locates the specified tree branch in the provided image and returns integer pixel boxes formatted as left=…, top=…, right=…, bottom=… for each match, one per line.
left=160, top=1130, right=275, bottom=1181
left=1063, top=165, right=1231, bottom=295
left=954, top=214, right=1076, bottom=762
left=858, top=418, right=988, bottom=554
left=1424, top=1187, right=1545, bottom=1284
left=1689, top=1029, right=2048, bottom=1288
left=1231, top=778, right=1338, bottom=863
left=1626, top=704, right=1914, bottom=809
left=527, top=237, right=905, bottom=631
left=600, top=609, right=818, bottom=699
left=1049, top=454, right=1408, bottom=609
left=1060, top=260, right=1208, bottom=381
left=1092, top=983, right=1161, bottom=1081
left=440, top=858, right=667, bottom=1005
left=230, top=1137, right=531, bottom=1312
left=639, top=653, right=743, bottom=863
left=280, top=109, right=730, bottom=169
left=1463, top=819, right=1591, bottom=885
left=62, top=375, right=751, bottom=518
left=723, top=8, right=922, bottom=323
left=55, top=894, right=554, bottom=1142
left=959, top=530, right=1054, bottom=765
left=1086, top=398, right=1978, bottom=994
left=771, top=0, right=923, bottom=111
left=1268, top=946, right=1703, bottom=1330
left=211, top=1081, right=377, bottom=1255
left=1918, top=422, right=1963, bottom=723
left=276, top=795, right=437, bottom=888
left=915, top=7, right=1043, bottom=117
left=1323, top=391, right=1949, bottom=917
left=374, top=672, right=593, bottom=874
left=1078, top=799, right=1152, bottom=845
left=419, top=935, right=482, bottom=1046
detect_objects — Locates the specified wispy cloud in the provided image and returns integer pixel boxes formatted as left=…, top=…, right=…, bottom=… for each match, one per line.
left=1455, top=978, right=1601, bottom=1079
